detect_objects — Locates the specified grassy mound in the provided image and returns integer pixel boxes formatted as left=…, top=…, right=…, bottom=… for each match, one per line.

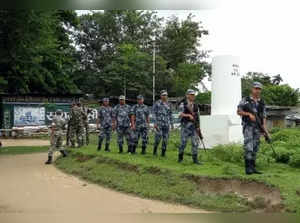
left=55, top=128, right=300, bottom=213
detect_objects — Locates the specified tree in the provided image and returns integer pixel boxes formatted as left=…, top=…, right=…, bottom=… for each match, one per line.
left=262, top=85, right=299, bottom=106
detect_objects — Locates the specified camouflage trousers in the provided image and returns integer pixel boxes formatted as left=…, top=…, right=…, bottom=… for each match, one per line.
left=98, top=126, right=112, bottom=146
left=117, top=126, right=134, bottom=147
left=70, top=125, right=84, bottom=147
left=243, top=125, right=261, bottom=161
left=83, top=122, right=89, bottom=145
left=154, top=125, right=170, bottom=150
left=179, top=123, right=199, bottom=155
left=48, top=134, right=64, bottom=156
left=132, top=126, right=148, bottom=147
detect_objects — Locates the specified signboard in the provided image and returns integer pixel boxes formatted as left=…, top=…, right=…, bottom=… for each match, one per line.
left=14, top=106, right=46, bottom=126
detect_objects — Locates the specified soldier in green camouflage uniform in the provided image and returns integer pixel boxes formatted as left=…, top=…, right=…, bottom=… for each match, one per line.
left=82, top=105, right=90, bottom=145
left=130, top=95, right=150, bottom=154
left=45, top=109, right=68, bottom=164
left=69, top=102, right=86, bottom=148
left=152, top=90, right=174, bottom=157
left=97, top=98, right=113, bottom=152
left=113, top=95, right=134, bottom=153
left=237, top=82, right=268, bottom=175
left=66, top=102, right=76, bottom=147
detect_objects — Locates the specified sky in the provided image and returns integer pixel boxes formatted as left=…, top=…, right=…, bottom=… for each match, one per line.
left=77, top=1, right=300, bottom=89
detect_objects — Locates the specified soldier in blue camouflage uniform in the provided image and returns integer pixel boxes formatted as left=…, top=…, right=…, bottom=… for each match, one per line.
left=45, top=109, right=68, bottom=164
left=178, top=89, right=202, bottom=165
left=113, top=95, right=134, bottom=153
left=152, top=90, right=174, bottom=157
left=130, top=95, right=150, bottom=155
left=237, top=82, right=268, bottom=175
left=97, top=98, right=113, bottom=152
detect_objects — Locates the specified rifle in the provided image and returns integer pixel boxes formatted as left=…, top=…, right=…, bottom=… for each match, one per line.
left=186, top=103, right=207, bottom=152
left=250, top=110, right=277, bottom=157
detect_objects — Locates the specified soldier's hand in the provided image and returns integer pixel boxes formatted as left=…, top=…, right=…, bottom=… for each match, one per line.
left=154, top=124, right=158, bottom=130
left=131, top=124, right=136, bottom=130
left=189, top=114, right=194, bottom=121
left=248, top=113, right=256, bottom=122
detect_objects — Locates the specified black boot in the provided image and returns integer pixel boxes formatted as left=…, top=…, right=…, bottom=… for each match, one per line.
left=60, top=150, right=67, bottom=157
left=131, top=145, right=136, bottom=154
left=178, top=153, right=184, bottom=163
left=153, top=146, right=158, bottom=156
left=245, top=159, right=253, bottom=175
left=97, top=142, right=102, bottom=151
left=161, top=148, right=166, bottom=157
left=119, top=145, right=123, bottom=153
left=45, top=156, right=52, bottom=165
left=141, top=146, right=146, bottom=155
left=251, top=160, right=262, bottom=174
left=105, top=143, right=110, bottom=152
left=127, top=145, right=131, bottom=153
left=192, top=154, right=202, bottom=165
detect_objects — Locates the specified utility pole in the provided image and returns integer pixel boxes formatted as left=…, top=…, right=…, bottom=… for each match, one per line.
left=153, top=40, right=156, bottom=104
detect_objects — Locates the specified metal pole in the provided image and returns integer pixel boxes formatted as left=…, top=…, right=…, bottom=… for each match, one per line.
left=153, top=41, right=156, bottom=104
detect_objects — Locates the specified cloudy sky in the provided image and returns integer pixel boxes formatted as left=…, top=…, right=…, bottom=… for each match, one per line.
left=78, top=1, right=300, bottom=89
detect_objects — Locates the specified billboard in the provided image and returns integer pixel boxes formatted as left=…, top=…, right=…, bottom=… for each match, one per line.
left=14, top=106, right=46, bottom=126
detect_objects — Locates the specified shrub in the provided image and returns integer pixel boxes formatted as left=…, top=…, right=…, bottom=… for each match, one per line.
left=273, top=147, right=294, bottom=163
left=289, top=153, right=300, bottom=168
left=212, top=144, right=243, bottom=164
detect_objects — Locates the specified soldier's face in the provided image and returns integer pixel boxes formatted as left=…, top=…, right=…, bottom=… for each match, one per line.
left=187, top=94, right=195, bottom=101
left=252, top=87, right=262, bottom=97
left=103, top=101, right=109, bottom=106
left=120, top=99, right=125, bottom=105
left=161, top=95, right=167, bottom=101
left=138, top=99, right=144, bottom=104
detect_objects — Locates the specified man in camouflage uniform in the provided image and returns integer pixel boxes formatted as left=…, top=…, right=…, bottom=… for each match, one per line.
left=97, top=98, right=113, bottom=151
left=69, top=102, right=86, bottom=148
left=45, top=109, right=68, bottom=164
left=130, top=95, right=150, bottom=155
left=152, top=90, right=174, bottom=157
left=237, top=82, right=268, bottom=175
left=113, top=95, right=134, bottom=153
left=82, top=105, right=90, bottom=145
left=66, top=102, right=76, bottom=147
left=178, top=89, right=202, bottom=165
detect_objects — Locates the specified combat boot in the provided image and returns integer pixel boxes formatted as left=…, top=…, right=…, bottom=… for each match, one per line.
left=97, top=143, right=102, bottom=151
left=192, top=154, right=202, bottom=165
left=161, top=148, right=166, bottom=157
left=45, top=156, right=52, bottom=165
left=153, top=146, right=158, bottom=156
left=60, top=150, right=68, bottom=157
left=131, top=145, right=136, bottom=154
left=251, top=160, right=262, bottom=174
left=141, top=146, right=146, bottom=155
left=105, top=143, right=110, bottom=152
left=119, top=145, right=123, bottom=153
left=178, top=153, right=184, bottom=163
left=245, top=159, right=253, bottom=175
left=127, top=145, right=131, bottom=153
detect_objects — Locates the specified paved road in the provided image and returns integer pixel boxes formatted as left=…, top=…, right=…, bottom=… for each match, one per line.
left=0, top=153, right=207, bottom=223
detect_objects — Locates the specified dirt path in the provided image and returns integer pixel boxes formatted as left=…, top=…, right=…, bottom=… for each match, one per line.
left=0, top=139, right=50, bottom=147
left=0, top=153, right=207, bottom=223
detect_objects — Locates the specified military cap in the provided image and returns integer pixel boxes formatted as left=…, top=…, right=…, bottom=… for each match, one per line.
left=102, top=98, right=109, bottom=102
left=119, top=95, right=126, bottom=100
left=160, top=90, right=168, bottom=96
left=137, top=95, right=144, bottom=99
left=253, top=82, right=263, bottom=89
left=186, top=89, right=196, bottom=95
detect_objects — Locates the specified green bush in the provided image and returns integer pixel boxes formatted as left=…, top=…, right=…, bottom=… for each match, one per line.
left=273, top=147, right=294, bottom=163
left=212, top=144, right=243, bottom=164
left=289, top=153, right=300, bottom=168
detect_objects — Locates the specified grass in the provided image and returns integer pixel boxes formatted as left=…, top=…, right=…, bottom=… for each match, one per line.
left=54, top=129, right=300, bottom=213
left=0, top=146, right=49, bottom=155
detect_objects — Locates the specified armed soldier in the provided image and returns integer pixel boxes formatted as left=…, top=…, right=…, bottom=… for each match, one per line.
left=69, top=102, right=85, bottom=148
left=178, top=89, right=202, bottom=165
left=152, top=90, right=174, bottom=157
left=130, top=95, right=150, bottom=155
left=66, top=102, right=76, bottom=147
left=82, top=105, right=90, bottom=145
left=237, top=82, right=268, bottom=175
left=45, top=109, right=68, bottom=164
left=113, top=95, right=134, bottom=153
left=97, top=98, right=113, bottom=151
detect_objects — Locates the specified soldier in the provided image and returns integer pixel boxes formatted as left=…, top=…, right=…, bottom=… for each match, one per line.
left=69, top=102, right=85, bottom=148
left=113, top=95, right=134, bottom=153
left=130, top=95, right=150, bottom=155
left=178, top=89, right=202, bottom=165
left=97, top=98, right=113, bottom=151
left=152, top=90, right=174, bottom=157
left=237, top=82, right=268, bottom=175
left=82, top=105, right=90, bottom=145
left=45, top=109, right=68, bottom=164
left=66, top=102, right=76, bottom=147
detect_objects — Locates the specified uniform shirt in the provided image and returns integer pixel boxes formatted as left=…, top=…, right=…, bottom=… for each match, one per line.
left=178, top=100, right=200, bottom=128
left=113, top=104, right=131, bottom=127
left=98, top=106, right=113, bottom=128
left=69, top=106, right=85, bottom=126
left=152, top=100, right=173, bottom=127
left=130, top=104, right=150, bottom=128
left=237, top=96, right=267, bottom=126
left=51, top=115, right=66, bottom=136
